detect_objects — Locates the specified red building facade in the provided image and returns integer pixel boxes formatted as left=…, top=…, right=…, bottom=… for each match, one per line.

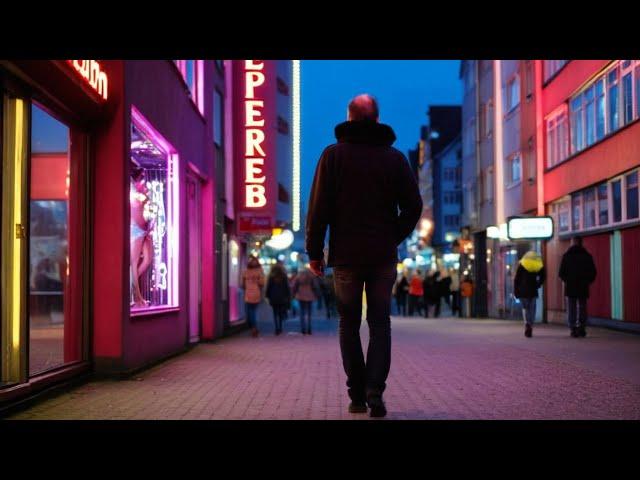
left=542, top=60, right=640, bottom=327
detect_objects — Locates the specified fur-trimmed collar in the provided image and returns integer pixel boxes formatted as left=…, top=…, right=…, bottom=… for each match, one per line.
left=334, top=121, right=396, bottom=146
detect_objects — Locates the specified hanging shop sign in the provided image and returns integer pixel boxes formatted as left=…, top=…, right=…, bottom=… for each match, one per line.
left=67, top=60, right=109, bottom=101
left=239, top=216, right=272, bottom=233
left=507, top=216, right=554, bottom=240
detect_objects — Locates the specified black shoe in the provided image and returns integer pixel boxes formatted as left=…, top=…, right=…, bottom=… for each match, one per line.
left=348, top=401, right=368, bottom=414
left=525, top=324, right=532, bottom=338
left=570, top=327, right=579, bottom=338
left=578, top=326, right=587, bottom=337
left=367, top=396, right=387, bottom=418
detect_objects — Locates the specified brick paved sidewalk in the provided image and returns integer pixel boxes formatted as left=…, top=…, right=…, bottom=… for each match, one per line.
left=6, top=307, right=640, bottom=420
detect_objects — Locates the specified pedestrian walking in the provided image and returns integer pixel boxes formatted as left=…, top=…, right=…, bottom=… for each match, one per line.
left=408, top=270, right=425, bottom=316
left=559, top=236, right=597, bottom=338
left=449, top=269, right=460, bottom=316
left=423, top=270, right=441, bottom=317
left=292, top=266, right=320, bottom=335
left=514, top=251, right=546, bottom=338
left=242, top=255, right=265, bottom=337
left=265, top=262, right=291, bottom=335
left=305, top=94, right=422, bottom=417
left=394, top=271, right=409, bottom=316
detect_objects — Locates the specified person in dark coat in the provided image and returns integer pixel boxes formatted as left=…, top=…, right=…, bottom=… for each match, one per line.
left=514, top=251, right=546, bottom=338
left=559, top=236, right=597, bottom=338
left=305, top=94, right=422, bottom=418
left=423, top=271, right=441, bottom=318
left=265, top=262, right=291, bottom=335
left=394, top=272, right=409, bottom=316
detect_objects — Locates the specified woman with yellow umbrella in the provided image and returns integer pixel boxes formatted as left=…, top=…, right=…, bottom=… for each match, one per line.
left=514, top=251, right=546, bottom=338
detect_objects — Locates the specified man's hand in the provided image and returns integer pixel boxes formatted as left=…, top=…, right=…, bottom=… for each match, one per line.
left=309, top=259, right=325, bottom=277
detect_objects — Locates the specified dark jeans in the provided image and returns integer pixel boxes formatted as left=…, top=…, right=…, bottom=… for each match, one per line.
left=408, top=295, right=423, bottom=316
left=395, top=295, right=407, bottom=316
left=323, top=293, right=335, bottom=318
left=425, top=298, right=441, bottom=318
left=451, top=291, right=460, bottom=315
left=520, top=297, right=536, bottom=326
left=246, top=302, right=259, bottom=329
left=567, top=297, right=588, bottom=328
left=299, top=300, right=312, bottom=333
left=272, top=304, right=287, bottom=333
left=333, top=263, right=396, bottom=401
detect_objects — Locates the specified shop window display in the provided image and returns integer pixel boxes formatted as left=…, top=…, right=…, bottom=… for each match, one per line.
left=130, top=108, right=179, bottom=311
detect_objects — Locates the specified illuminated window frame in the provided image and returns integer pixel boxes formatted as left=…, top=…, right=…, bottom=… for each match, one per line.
left=130, top=106, right=180, bottom=311
left=545, top=104, right=569, bottom=169
left=566, top=60, right=640, bottom=158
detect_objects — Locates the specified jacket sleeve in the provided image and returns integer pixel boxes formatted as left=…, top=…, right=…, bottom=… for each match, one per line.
left=395, top=154, right=423, bottom=245
left=514, top=265, right=523, bottom=298
left=538, top=266, right=546, bottom=288
left=305, top=148, right=333, bottom=262
left=558, top=254, right=567, bottom=282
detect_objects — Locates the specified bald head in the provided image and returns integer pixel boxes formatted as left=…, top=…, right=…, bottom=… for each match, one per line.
left=348, top=94, right=379, bottom=122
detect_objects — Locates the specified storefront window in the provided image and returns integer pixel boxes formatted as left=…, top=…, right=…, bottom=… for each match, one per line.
left=29, top=104, right=75, bottom=375
left=598, top=183, right=609, bottom=226
left=582, top=188, right=596, bottom=229
left=130, top=107, right=179, bottom=311
left=626, top=171, right=639, bottom=220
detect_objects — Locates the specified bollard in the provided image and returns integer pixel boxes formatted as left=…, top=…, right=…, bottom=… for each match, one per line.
left=462, top=297, right=472, bottom=318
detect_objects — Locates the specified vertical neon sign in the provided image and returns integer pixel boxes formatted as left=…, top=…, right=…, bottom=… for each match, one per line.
left=292, top=60, right=301, bottom=232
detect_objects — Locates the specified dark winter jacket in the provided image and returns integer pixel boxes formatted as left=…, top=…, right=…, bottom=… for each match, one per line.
left=305, top=121, right=423, bottom=267
left=514, top=265, right=546, bottom=299
left=559, top=245, right=597, bottom=298
left=423, top=274, right=439, bottom=303
left=395, top=276, right=409, bottom=299
left=265, top=276, right=291, bottom=306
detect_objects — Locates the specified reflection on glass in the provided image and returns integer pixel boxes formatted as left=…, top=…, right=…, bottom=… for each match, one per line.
left=572, top=193, right=581, bottom=231
left=130, top=120, right=170, bottom=309
left=612, top=180, right=622, bottom=222
left=583, top=188, right=596, bottom=229
left=626, top=172, right=639, bottom=220
left=29, top=104, right=69, bottom=375
left=598, top=184, right=608, bottom=226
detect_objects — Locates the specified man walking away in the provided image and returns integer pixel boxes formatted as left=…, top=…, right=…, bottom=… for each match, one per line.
left=292, top=266, right=320, bottom=335
left=559, top=236, right=597, bottom=338
left=305, top=94, right=422, bottom=417
left=514, top=251, right=545, bottom=338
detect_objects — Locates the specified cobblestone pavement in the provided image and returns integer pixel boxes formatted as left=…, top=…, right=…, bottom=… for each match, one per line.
left=7, top=305, right=640, bottom=420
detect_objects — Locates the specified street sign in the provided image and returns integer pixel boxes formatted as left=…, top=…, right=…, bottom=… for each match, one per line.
left=507, top=216, right=554, bottom=240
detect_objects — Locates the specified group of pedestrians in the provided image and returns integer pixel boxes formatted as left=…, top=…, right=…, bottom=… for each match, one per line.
left=394, top=269, right=461, bottom=318
left=241, top=257, right=336, bottom=337
left=514, top=236, right=597, bottom=338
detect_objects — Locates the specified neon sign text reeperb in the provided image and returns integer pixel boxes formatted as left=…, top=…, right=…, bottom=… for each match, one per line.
left=67, top=60, right=108, bottom=101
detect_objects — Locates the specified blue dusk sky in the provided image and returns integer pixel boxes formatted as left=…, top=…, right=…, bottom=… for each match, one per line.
left=300, top=60, right=462, bottom=211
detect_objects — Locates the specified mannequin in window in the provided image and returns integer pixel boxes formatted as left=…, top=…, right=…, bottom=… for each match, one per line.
left=130, top=166, right=156, bottom=307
